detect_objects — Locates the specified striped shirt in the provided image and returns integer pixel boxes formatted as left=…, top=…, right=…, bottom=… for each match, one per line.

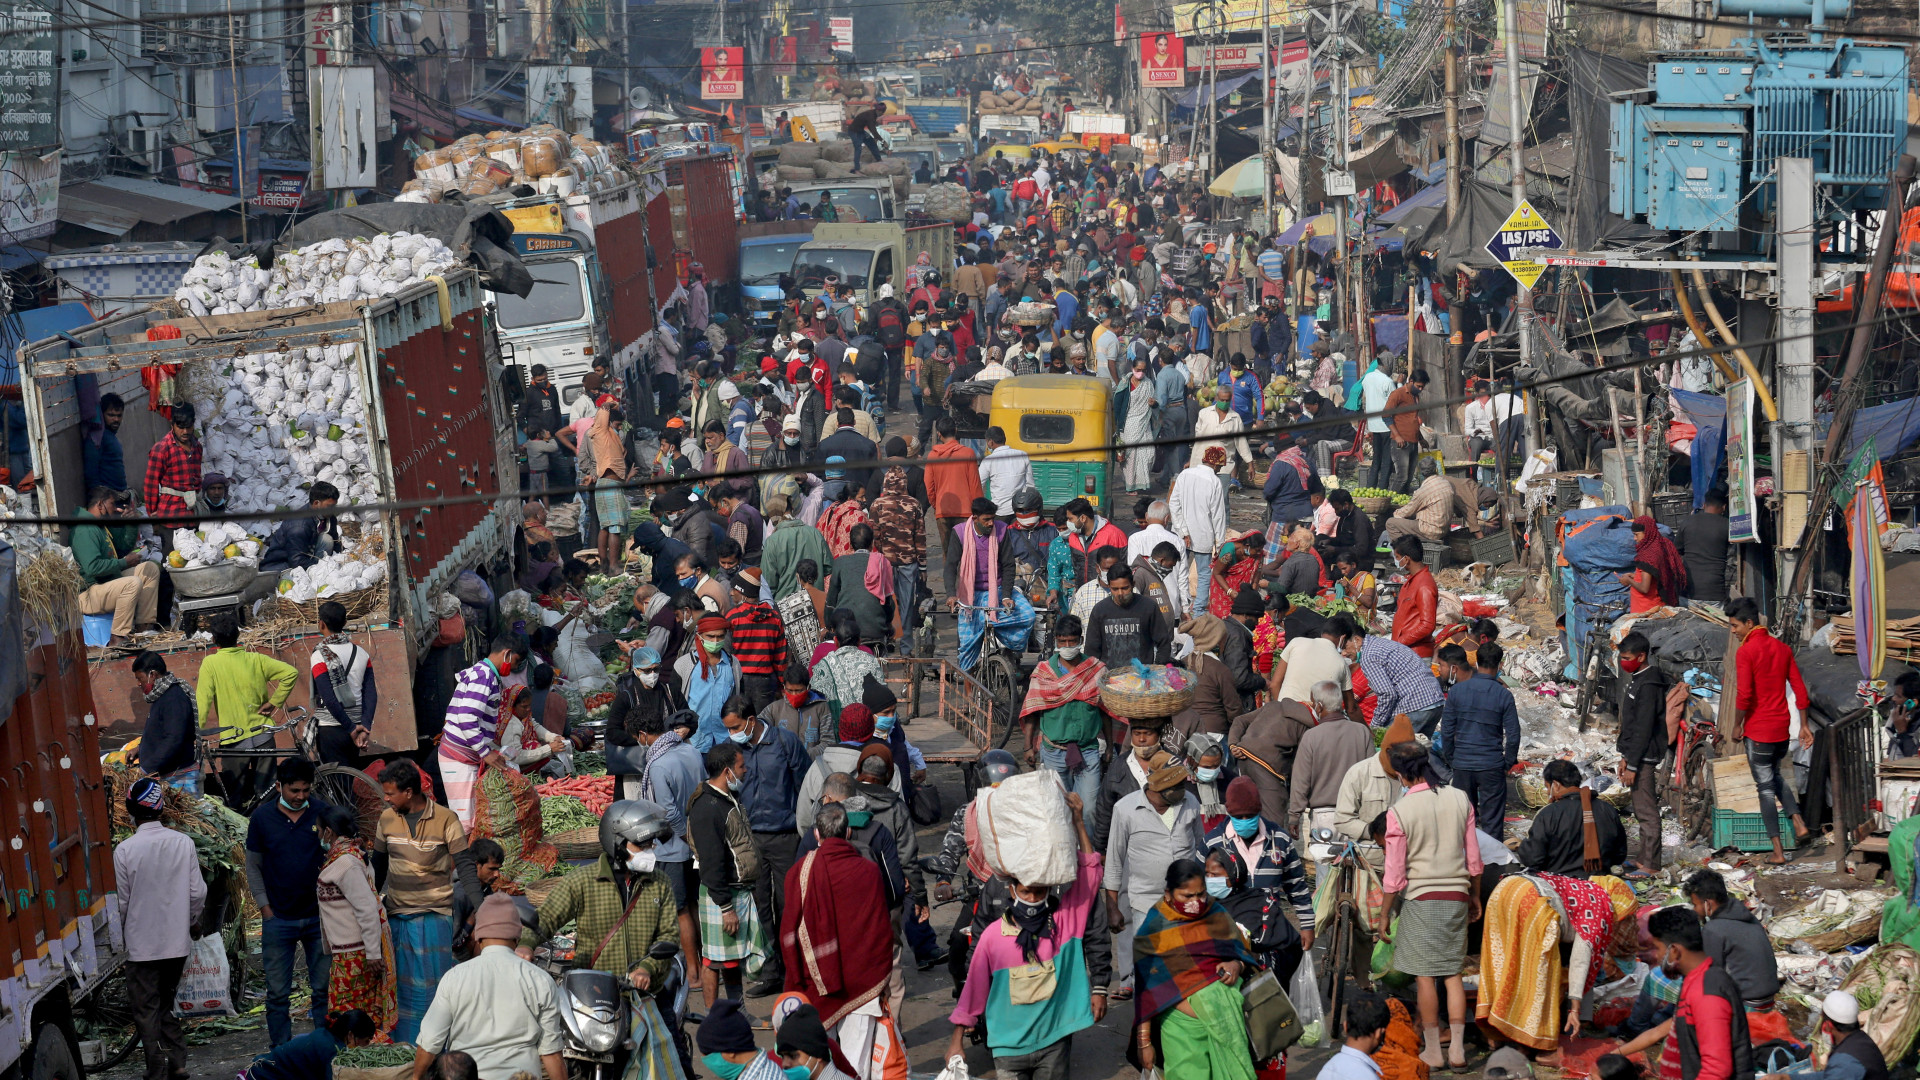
left=441, top=659, right=502, bottom=764
left=1257, top=249, right=1286, bottom=282
left=725, top=600, right=789, bottom=677
left=1358, top=634, right=1445, bottom=726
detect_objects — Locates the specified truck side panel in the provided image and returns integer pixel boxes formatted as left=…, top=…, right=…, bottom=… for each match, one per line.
left=663, top=156, right=740, bottom=286
left=646, top=193, right=677, bottom=317
left=904, top=224, right=956, bottom=282
left=598, top=191, right=653, bottom=355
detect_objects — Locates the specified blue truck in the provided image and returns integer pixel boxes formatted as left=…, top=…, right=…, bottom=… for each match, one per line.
left=899, top=97, right=972, bottom=140
left=739, top=221, right=819, bottom=330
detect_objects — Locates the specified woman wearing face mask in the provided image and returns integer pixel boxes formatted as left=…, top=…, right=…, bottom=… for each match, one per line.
left=1192, top=386, right=1253, bottom=495
left=1113, top=356, right=1159, bottom=495
left=1203, top=847, right=1303, bottom=989
left=1185, top=732, right=1236, bottom=816
left=673, top=615, right=739, bottom=752
left=1200, top=777, right=1314, bottom=982
left=313, top=804, right=395, bottom=1037
left=1129, top=857, right=1260, bottom=1078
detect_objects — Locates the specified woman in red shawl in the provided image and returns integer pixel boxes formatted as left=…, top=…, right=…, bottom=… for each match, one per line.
left=1206, top=531, right=1265, bottom=618
left=1619, top=516, right=1686, bottom=612
left=819, top=484, right=869, bottom=558
left=780, top=813, right=894, bottom=1028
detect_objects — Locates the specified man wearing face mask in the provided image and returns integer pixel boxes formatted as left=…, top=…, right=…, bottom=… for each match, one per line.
left=1646, top=905, right=1751, bottom=1080
left=779, top=803, right=893, bottom=1063
left=1613, top=632, right=1671, bottom=875
left=946, top=792, right=1106, bottom=1079
left=1052, top=499, right=1129, bottom=613
left=721, top=695, right=810, bottom=997
left=1129, top=542, right=1185, bottom=628
left=1104, top=761, right=1202, bottom=1001
left=1018, top=614, right=1109, bottom=798
left=1202, top=776, right=1315, bottom=960
left=687, top=742, right=764, bottom=1004
left=520, top=800, right=687, bottom=1076
left=1085, top=564, right=1173, bottom=672
left=776, top=1002, right=856, bottom=1080
left=243, top=758, right=332, bottom=1047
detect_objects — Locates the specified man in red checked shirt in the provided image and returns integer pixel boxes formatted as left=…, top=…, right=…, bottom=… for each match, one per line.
left=1650, top=905, right=1753, bottom=1080
left=142, top=404, right=203, bottom=525
left=1727, top=596, right=1811, bottom=865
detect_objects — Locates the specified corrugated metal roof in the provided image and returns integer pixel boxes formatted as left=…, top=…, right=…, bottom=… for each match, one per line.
left=57, top=177, right=241, bottom=234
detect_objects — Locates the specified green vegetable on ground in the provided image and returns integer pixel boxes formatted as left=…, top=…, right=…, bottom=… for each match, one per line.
left=573, top=751, right=607, bottom=777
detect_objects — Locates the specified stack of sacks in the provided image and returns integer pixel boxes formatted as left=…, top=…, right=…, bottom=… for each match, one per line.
left=170, top=233, right=462, bottom=532
left=166, top=523, right=261, bottom=569
left=276, top=549, right=388, bottom=603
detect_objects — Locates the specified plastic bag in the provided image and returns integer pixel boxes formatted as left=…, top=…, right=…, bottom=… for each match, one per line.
left=1291, top=949, right=1325, bottom=1046
left=975, top=770, right=1077, bottom=886
left=934, top=1056, right=971, bottom=1080
left=174, top=934, right=234, bottom=1017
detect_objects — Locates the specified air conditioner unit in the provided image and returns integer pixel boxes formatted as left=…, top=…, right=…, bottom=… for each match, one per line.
left=122, top=125, right=166, bottom=172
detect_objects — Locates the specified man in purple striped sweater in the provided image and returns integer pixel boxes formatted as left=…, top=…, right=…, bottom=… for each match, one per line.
left=439, top=635, right=524, bottom=829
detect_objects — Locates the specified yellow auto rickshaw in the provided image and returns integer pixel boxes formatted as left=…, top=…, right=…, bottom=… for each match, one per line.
left=988, top=375, right=1113, bottom=511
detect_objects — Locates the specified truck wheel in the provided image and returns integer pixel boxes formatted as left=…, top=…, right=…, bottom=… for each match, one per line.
left=32, top=1023, right=81, bottom=1080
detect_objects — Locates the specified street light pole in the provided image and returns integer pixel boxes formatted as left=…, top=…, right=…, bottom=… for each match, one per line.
left=1502, top=0, right=1531, bottom=362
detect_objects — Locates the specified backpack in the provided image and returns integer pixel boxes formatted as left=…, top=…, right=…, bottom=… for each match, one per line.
left=875, top=303, right=907, bottom=347
left=321, top=643, right=364, bottom=725
left=855, top=339, right=888, bottom=385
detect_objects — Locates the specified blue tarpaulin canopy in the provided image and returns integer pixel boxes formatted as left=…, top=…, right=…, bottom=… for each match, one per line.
left=1376, top=183, right=1448, bottom=224
left=1174, top=71, right=1257, bottom=109
left=1816, top=395, right=1920, bottom=461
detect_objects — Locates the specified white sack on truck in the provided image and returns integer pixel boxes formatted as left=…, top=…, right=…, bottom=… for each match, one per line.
left=974, top=769, right=1077, bottom=886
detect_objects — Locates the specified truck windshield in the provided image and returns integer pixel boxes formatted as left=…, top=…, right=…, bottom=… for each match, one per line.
left=794, top=249, right=871, bottom=291
left=494, top=260, right=585, bottom=329
left=799, top=187, right=885, bottom=221
left=741, top=241, right=803, bottom=286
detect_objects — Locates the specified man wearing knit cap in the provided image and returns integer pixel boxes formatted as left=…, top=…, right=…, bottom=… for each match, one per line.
left=795, top=703, right=901, bottom=833
left=1202, top=775, right=1316, bottom=984
left=777, top=1002, right=855, bottom=1080
left=413, top=894, right=563, bottom=1080
left=116, top=776, right=205, bottom=1080
left=1103, top=758, right=1202, bottom=997
left=696, top=999, right=782, bottom=1080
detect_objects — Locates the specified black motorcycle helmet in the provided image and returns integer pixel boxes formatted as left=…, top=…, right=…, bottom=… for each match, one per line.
left=978, top=748, right=1020, bottom=789
left=1011, top=486, right=1044, bottom=516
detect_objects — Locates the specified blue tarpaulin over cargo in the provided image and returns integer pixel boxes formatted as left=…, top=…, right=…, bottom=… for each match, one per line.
left=1372, top=313, right=1408, bottom=354
left=1560, top=505, right=1636, bottom=676
left=1671, top=389, right=1727, bottom=511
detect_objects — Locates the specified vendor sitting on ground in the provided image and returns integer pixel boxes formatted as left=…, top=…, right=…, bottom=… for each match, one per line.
left=1516, top=759, right=1627, bottom=879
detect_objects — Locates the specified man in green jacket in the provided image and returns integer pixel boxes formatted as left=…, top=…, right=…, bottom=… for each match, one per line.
left=75, top=486, right=162, bottom=646
left=760, top=494, right=832, bottom=601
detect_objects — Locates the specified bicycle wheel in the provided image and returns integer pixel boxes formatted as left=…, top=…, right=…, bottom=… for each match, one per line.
left=314, top=764, right=385, bottom=841
left=76, top=965, right=139, bottom=1073
left=980, top=654, right=1020, bottom=749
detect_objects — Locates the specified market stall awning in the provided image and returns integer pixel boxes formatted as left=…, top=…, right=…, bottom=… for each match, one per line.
left=1818, top=395, right=1920, bottom=460
left=1375, top=182, right=1448, bottom=224
left=1208, top=155, right=1267, bottom=198
left=57, top=177, right=239, bottom=237
left=1174, top=71, right=1257, bottom=109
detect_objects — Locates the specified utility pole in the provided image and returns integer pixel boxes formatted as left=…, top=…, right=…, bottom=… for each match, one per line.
left=1260, top=0, right=1272, bottom=233
left=1442, top=0, right=1461, bottom=226
left=1502, top=0, right=1528, bottom=361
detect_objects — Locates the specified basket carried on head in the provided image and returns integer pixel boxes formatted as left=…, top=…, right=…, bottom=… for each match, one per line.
left=1099, top=664, right=1195, bottom=719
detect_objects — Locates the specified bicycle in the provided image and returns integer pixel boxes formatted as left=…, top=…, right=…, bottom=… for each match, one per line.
left=1308, top=826, right=1373, bottom=1043
left=198, top=706, right=386, bottom=840
left=951, top=599, right=1031, bottom=749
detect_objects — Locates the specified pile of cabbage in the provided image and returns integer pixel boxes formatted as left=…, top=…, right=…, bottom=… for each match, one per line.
left=166, top=234, right=462, bottom=599
left=167, top=523, right=260, bottom=570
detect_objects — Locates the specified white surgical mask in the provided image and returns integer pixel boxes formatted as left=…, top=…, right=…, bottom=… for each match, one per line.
left=628, top=850, right=656, bottom=873
left=637, top=670, right=660, bottom=688
left=784, top=434, right=800, bottom=446
left=1057, top=645, right=1083, bottom=661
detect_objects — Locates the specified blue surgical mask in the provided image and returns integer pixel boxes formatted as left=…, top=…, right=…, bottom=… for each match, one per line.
left=1205, top=876, right=1232, bottom=899
left=702, top=1055, right=746, bottom=1080
left=1230, top=814, right=1261, bottom=838
left=1195, top=766, right=1220, bottom=783
left=785, top=1068, right=814, bottom=1080
left=678, top=574, right=700, bottom=588
left=280, top=796, right=306, bottom=812
left=729, top=728, right=753, bottom=745
left=874, top=714, right=896, bottom=736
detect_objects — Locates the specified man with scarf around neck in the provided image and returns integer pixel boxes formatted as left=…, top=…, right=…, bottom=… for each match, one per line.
left=795, top=705, right=903, bottom=833
left=945, top=497, right=1037, bottom=672
left=1018, top=614, right=1109, bottom=799
left=132, top=650, right=200, bottom=792
left=945, top=792, right=1106, bottom=1080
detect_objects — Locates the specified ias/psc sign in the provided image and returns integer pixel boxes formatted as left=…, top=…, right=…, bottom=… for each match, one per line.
left=1483, top=199, right=1561, bottom=290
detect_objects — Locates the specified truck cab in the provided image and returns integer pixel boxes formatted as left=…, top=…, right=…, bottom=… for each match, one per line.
left=793, top=221, right=955, bottom=307
left=785, top=179, right=898, bottom=223
left=489, top=231, right=610, bottom=402
left=739, top=230, right=813, bottom=330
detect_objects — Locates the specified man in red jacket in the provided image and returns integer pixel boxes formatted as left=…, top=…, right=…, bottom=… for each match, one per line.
left=925, top=417, right=984, bottom=596
left=1728, top=596, right=1811, bottom=864
left=1389, top=535, right=1438, bottom=658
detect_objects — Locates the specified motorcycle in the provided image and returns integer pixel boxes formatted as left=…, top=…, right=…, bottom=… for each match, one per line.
left=551, top=940, right=689, bottom=1080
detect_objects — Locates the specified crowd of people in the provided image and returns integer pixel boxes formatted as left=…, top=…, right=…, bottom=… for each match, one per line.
left=99, top=137, right=1831, bottom=1080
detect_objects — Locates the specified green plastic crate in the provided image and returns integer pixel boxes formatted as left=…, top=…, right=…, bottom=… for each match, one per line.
left=1711, top=808, right=1798, bottom=852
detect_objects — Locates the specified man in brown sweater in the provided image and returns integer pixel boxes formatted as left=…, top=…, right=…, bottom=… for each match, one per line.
left=1227, top=664, right=1313, bottom=824
left=1384, top=367, right=1429, bottom=493
left=1287, top=680, right=1375, bottom=844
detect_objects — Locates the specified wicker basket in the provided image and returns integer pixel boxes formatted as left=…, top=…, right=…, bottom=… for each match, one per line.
left=260, top=584, right=388, bottom=625
left=550, top=826, right=602, bottom=860
left=1356, top=495, right=1392, bottom=515
left=1100, top=669, right=1195, bottom=719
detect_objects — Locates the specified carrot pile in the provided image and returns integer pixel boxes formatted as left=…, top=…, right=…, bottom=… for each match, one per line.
left=537, top=775, right=615, bottom=815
